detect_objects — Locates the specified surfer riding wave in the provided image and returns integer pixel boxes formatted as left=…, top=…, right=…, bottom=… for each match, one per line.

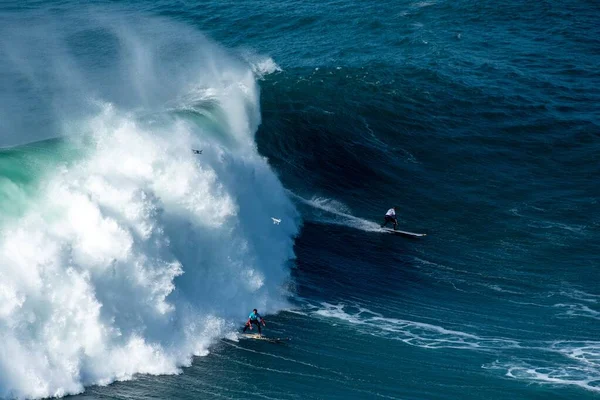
left=243, top=309, right=266, bottom=335
left=381, top=207, right=398, bottom=230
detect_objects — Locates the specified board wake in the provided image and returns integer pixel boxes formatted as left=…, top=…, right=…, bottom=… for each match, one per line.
left=241, top=333, right=291, bottom=343
left=381, top=228, right=426, bottom=237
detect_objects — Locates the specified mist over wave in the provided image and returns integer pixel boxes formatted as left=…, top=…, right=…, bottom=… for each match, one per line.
left=0, top=10, right=296, bottom=399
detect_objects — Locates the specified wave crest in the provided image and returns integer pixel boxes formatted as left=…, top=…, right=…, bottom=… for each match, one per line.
left=0, top=12, right=298, bottom=399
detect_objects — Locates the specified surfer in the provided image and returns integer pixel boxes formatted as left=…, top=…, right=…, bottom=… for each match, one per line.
left=242, top=309, right=266, bottom=334
left=381, top=206, right=398, bottom=230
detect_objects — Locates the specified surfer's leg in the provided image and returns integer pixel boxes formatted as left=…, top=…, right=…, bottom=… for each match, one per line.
left=381, top=216, right=390, bottom=227
left=256, top=321, right=262, bottom=334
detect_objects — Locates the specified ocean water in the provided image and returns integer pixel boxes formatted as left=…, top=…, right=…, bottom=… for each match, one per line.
left=0, top=0, right=598, bottom=399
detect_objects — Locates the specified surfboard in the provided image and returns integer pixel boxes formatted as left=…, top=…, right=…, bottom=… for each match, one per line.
left=241, top=333, right=290, bottom=343
left=382, top=228, right=427, bottom=237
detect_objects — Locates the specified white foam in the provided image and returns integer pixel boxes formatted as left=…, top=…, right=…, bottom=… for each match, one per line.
left=252, top=58, right=283, bottom=77
left=559, top=288, right=600, bottom=304
left=553, top=342, right=600, bottom=367
left=0, top=14, right=298, bottom=399
left=485, top=359, right=600, bottom=393
left=554, top=303, right=600, bottom=320
left=413, top=1, right=436, bottom=8
left=313, top=303, right=600, bottom=392
left=289, top=193, right=384, bottom=232
left=240, top=51, right=282, bottom=79
left=311, top=302, right=520, bottom=350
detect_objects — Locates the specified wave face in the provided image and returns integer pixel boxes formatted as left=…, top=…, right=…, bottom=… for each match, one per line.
left=0, top=11, right=297, bottom=399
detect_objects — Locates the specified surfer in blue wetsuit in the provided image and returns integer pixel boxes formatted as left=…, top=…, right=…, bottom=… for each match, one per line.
left=243, top=309, right=266, bottom=334
left=381, top=206, right=398, bottom=230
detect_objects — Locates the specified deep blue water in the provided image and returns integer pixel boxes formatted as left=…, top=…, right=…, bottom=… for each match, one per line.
left=0, top=0, right=598, bottom=399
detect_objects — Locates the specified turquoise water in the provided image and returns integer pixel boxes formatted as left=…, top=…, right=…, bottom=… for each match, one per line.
left=0, top=0, right=598, bottom=399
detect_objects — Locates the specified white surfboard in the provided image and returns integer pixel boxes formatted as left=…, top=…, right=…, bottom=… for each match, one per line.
left=241, top=333, right=291, bottom=343
left=382, top=228, right=426, bottom=237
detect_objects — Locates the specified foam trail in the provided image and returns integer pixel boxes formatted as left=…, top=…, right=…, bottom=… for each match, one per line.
left=288, top=192, right=383, bottom=232
left=310, top=302, right=521, bottom=350
left=0, top=12, right=298, bottom=399
left=310, top=302, right=600, bottom=393
left=485, top=358, right=600, bottom=394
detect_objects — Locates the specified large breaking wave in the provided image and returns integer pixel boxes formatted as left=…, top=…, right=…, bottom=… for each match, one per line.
left=0, top=11, right=298, bottom=399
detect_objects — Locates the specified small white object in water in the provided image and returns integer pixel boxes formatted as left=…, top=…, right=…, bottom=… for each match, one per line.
left=271, top=217, right=281, bottom=225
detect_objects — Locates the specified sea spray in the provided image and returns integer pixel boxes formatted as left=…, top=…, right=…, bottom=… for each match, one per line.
left=0, top=12, right=298, bottom=399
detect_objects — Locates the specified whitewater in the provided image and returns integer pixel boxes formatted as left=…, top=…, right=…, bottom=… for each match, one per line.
left=0, top=13, right=298, bottom=399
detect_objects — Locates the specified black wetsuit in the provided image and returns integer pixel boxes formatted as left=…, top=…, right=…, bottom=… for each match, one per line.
left=243, top=319, right=262, bottom=334
left=243, top=312, right=264, bottom=334
left=381, top=210, right=398, bottom=229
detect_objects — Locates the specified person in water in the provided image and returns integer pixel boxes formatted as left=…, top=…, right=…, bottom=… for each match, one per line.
left=243, top=309, right=266, bottom=334
left=381, top=206, right=398, bottom=230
